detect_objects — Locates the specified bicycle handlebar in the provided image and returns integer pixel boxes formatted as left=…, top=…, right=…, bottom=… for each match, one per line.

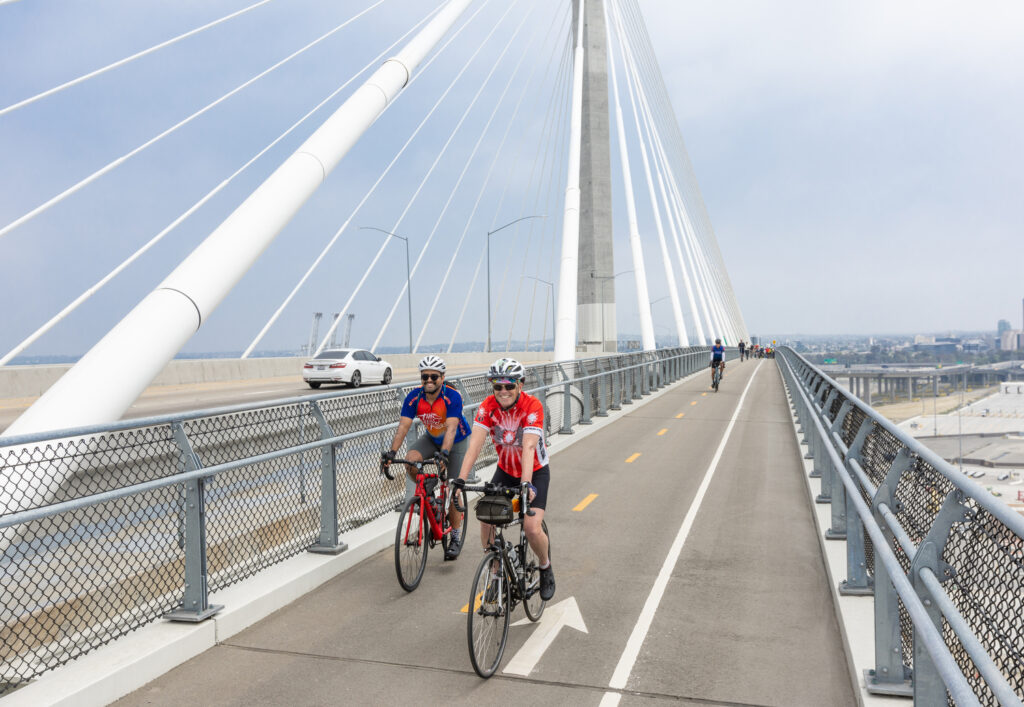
left=379, top=456, right=443, bottom=481
left=460, top=481, right=536, bottom=517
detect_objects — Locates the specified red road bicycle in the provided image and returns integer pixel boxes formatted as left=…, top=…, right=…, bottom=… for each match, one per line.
left=380, top=456, right=458, bottom=592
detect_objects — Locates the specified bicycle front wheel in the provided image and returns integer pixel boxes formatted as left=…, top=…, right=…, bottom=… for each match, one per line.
left=395, top=497, right=428, bottom=592
left=523, top=520, right=550, bottom=622
left=467, top=550, right=511, bottom=678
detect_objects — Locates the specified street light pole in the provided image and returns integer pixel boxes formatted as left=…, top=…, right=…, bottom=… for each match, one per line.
left=524, top=276, right=555, bottom=351
left=486, top=215, right=544, bottom=352
left=359, top=227, right=412, bottom=353
left=590, top=269, right=632, bottom=351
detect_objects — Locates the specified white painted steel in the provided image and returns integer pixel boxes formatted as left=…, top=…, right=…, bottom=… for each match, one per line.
left=553, top=0, right=586, bottom=364
left=598, top=0, right=655, bottom=350
left=6, top=0, right=475, bottom=436
left=610, top=0, right=684, bottom=346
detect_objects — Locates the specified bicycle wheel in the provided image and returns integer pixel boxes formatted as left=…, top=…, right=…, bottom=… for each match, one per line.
left=467, top=550, right=511, bottom=678
left=395, top=497, right=428, bottom=592
left=522, top=520, right=550, bottom=622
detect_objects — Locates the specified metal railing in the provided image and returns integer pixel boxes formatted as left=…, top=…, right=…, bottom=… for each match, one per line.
left=0, top=346, right=714, bottom=693
left=778, top=347, right=1024, bottom=707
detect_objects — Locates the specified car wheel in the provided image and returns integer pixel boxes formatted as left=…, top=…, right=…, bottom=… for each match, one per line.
left=382, top=368, right=392, bottom=385
left=308, top=382, right=321, bottom=389
left=350, top=371, right=362, bottom=388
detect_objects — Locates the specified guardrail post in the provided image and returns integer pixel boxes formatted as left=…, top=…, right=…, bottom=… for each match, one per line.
left=910, top=491, right=972, bottom=705
left=165, top=422, right=222, bottom=622
left=308, top=402, right=348, bottom=555
left=596, top=374, right=609, bottom=417
left=823, top=401, right=852, bottom=537
left=621, top=368, right=634, bottom=405
left=562, top=381, right=575, bottom=434
left=866, top=447, right=916, bottom=696
left=840, top=417, right=874, bottom=595
left=580, top=377, right=593, bottom=425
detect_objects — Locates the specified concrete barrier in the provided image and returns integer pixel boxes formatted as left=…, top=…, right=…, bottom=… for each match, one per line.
left=0, top=352, right=545, bottom=399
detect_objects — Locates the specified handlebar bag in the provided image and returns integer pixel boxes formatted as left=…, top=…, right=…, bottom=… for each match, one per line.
left=475, top=494, right=514, bottom=525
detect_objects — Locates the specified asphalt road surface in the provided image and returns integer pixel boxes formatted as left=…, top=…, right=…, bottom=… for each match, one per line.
left=115, top=360, right=856, bottom=706
left=0, top=363, right=497, bottom=436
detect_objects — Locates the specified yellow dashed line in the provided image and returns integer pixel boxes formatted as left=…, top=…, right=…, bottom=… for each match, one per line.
left=675, top=413, right=685, bottom=419
left=690, top=401, right=697, bottom=406
left=461, top=591, right=482, bottom=613
left=701, top=392, right=707, bottom=397
left=625, top=452, right=642, bottom=463
left=573, top=494, right=599, bottom=511
left=657, top=428, right=667, bottom=436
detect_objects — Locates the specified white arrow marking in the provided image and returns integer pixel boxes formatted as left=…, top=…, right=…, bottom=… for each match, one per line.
left=503, top=596, right=588, bottom=676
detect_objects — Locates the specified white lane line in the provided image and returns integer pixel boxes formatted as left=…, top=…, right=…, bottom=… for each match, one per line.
left=605, top=361, right=762, bottom=692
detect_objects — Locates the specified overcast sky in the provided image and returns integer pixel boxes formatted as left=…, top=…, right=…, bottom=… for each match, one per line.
left=1, top=0, right=1022, bottom=362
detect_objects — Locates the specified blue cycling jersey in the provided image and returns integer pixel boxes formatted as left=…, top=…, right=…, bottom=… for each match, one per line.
left=711, top=344, right=725, bottom=361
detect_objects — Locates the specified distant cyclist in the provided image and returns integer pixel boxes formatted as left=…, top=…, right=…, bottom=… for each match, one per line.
left=453, top=358, right=555, bottom=601
left=382, top=355, right=471, bottom=560
left=710, top=338, right=725, bottom=387
left=738, top=340, right=746, bottom=361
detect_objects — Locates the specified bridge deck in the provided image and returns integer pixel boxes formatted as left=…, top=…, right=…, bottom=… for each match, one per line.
left=115, top=360, right=856, bottom=706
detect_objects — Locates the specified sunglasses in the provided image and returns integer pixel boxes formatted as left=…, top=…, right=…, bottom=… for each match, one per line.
left=421, top=374, right=441, bottom=382
left=492, top=383, right=517, bottom=392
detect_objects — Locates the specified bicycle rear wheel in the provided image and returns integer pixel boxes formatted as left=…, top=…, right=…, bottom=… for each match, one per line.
left=395, top=497, right=428, bottom=592
left=467, top=550, right=510, bottom=678
left=523, top=520, right=550, bottom=622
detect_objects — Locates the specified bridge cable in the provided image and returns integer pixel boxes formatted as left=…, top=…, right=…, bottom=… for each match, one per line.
left=241, top=0, right=492, bottom=358
left=500, top=15, right=576, bottom=352
left=522, top=28, right=574, bottom=352
left=370, top=0, right=540, bottom=352
left=0, top=0, right=388, bottom=242
left=446, top=24, right=572, bottom=353
left=606, top=0, right=688, bottom=346
left=314, top=0, right=521, bottom=355
left=412, top=2, right=568, bottom=353
left=0, top=2, right=444, bottom=368
left=0, top=0, right=275, bottom=117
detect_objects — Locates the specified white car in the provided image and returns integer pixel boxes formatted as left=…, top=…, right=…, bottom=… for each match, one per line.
left=302, top=349, right=393, bottom=389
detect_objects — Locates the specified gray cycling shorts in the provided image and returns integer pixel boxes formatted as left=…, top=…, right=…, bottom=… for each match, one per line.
left=408, top=434, right=468, bottom=480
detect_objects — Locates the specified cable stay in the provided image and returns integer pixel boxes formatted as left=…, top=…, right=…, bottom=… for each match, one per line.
left=308, top=0, right=518, bottom=355
left=370, top=0, right=538, bottom=352
left=500, top=17, right=576, bottom=352
left=0, top=0, right=387, bottom=242
left=0, top=3, right=443, bottom=367
left=412, top=3, right=568, bottom=353
left=241, top=0, right=491, bottom=358
left=446, top=25, right=572, bottom=353
left=0, top=0, right=275, bottom=117
left=607, top=0, right=673, bottom=350
left=610, top=0, right=684, bottom=346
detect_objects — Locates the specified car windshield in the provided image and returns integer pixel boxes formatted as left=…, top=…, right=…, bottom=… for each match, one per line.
left=314, top=350, right=349, bottom=360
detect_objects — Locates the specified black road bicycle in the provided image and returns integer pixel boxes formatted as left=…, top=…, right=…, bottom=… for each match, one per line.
left=459, top=482, right=550, bottom=678
left=712, top=363, right=722, bottom=392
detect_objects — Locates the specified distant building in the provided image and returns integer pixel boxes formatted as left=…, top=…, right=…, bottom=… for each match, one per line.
left=998, top=319, right=1012, bottom=334
left=914, top=334, right=935, bottom=345
left=962, top=339, right=988, bottom=352
left=999, top=331, right=1024, bottom=351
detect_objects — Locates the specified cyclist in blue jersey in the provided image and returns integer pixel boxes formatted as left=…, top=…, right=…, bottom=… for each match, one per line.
left=382, top=355, right=471, bottom=560
left=710, top=338, right=725, bottom=387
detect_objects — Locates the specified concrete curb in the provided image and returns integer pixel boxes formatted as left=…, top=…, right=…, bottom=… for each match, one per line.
left=3, top=366, right=706, bottom=706
left=776, top=364, right=908, bottom=707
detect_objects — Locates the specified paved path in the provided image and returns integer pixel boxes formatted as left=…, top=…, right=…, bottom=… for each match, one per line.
left=115, top=360, right=855, bottom=706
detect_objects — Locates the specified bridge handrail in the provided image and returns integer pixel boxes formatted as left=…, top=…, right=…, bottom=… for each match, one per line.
left=0, top=345, right=720, bottom=693
left=778, top=347, right=1023, bottom=706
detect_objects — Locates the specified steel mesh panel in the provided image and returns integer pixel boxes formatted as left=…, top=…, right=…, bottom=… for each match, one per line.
left=318, top=389, right=406, bottom=436
left=335, top=428, right=405, bottom=531
left=0, top=427, right=182, bottom=516
left=942, top=505, right=1024, bottom=705
left=184, top=404, right=317, bottom=468
left=839, top=405, right=866, bottom=448
left=827, top=392, right=844, bottom=423
left=205, top=449, right=322, bottom=593
left=0, top=486, right=183, bottom=694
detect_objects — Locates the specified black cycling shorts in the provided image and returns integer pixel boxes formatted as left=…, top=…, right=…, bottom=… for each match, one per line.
left=491, top=465, right=550, bottom=511
left=709, top=359, right=725, bottom=368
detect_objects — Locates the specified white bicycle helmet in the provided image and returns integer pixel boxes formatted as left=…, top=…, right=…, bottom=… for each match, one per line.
left=488, top=357, right=524, bottom=381
left=418, top=355, right=446, bottom=373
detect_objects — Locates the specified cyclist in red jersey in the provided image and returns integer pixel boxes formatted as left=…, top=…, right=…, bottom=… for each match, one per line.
left=453, top=358, right=555, bottom=601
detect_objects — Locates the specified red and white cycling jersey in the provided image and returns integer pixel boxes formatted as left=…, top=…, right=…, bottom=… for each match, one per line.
left=473, top=392, right=549, bottom=478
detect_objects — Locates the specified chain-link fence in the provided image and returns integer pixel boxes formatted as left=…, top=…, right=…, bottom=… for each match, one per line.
left=0, top=347, right=712, bottom=693
left=779, top=347, right=1024, bottom=706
